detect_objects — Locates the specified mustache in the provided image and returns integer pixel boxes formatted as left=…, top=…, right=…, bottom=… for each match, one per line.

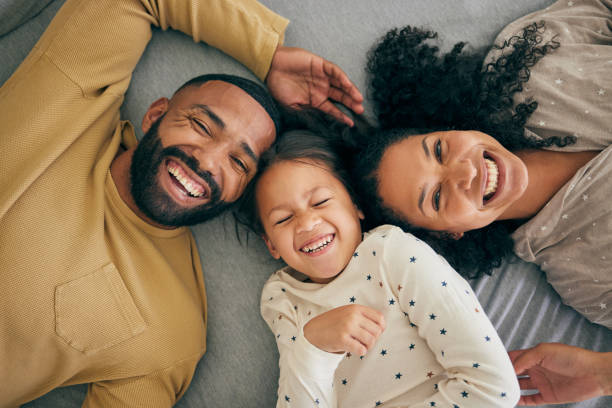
left=162, top=146, right=221, bottom=198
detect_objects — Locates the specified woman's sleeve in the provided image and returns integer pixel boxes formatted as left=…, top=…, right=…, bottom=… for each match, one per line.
left=261, top=277, right=345, bottom=407
left=383, top=228, right=520, bottom=408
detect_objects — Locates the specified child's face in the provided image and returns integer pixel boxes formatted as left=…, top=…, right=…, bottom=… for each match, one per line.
left=256, top=159, right=364, bottom=283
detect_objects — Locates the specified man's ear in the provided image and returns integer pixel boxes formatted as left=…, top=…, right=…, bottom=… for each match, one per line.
left=262, top=234, right=281, bottom=259
left=142, top=97, right=169, bottom=133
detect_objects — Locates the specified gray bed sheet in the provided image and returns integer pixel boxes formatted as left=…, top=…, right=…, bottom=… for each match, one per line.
left=1, top=0, right=609, bottom=407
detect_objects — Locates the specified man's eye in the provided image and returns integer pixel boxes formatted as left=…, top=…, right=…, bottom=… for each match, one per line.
left=313, top=198, right=330, bottom=207
left=192, top=118, right=210, bottom=135
left=433, top=188, right=441, bottom=211
left=435, top=140, right=442, bottom=162
left=275, top=215, right=292, bottom=225
left=232, top=156, right=248, bottom=173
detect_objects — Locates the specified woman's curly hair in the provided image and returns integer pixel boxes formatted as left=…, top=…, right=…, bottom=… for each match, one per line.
left=353, top=22, right=576, bottom=278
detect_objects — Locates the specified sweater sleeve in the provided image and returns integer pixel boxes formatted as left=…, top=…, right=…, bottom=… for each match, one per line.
left=381, top=227, right=520, bottom=408
left=82, top=354, right=200, bottom=408
left=15, top=0, right=287, bottom=97
left=261, top=274, right=345, bottom=408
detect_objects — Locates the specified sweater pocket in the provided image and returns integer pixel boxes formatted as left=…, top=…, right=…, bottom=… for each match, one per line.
left=55, top=263, right=146, bottom=354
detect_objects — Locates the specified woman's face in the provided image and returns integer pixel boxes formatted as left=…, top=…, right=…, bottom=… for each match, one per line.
left=376, top=130, right=528, bottom=233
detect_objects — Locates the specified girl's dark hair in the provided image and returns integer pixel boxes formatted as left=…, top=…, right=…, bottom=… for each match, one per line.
left=234, top=109, right=368, bottom=236
left=353, top=22, right=575, bottom=278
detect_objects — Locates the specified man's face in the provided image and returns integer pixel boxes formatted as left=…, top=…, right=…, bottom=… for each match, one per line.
left=131, top=81, right=276, bottom=227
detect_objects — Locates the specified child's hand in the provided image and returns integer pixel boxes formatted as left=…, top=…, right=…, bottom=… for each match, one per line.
left=303, top=305, right=385, bottom=356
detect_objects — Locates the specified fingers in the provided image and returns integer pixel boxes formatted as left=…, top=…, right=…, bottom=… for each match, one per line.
left=322, top=60, right=365, bottom=115
left=510, top=347, right=542, bottom=375
left=317, top=100, right=355, bottom=127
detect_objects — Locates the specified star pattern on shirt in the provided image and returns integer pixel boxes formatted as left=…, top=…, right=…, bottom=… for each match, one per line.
left=353, top=252, right=359, bottom=258
left=267, top=227, right=518, bottom=407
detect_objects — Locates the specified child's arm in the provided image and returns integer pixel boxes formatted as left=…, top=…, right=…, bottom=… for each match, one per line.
left=261, top=275, right=344, bottom=407
left=303, top=304, right=385, bottom=356
left=382, top=227, right=520, bottom=408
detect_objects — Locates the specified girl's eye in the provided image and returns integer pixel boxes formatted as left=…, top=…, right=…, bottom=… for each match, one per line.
left=433, top=187, right=441, bottom=211
left=275, top=215, right=292, bottom=225
left=313, top=198, right=330, bottom=207
left=435, top=140, right=442, bottom=163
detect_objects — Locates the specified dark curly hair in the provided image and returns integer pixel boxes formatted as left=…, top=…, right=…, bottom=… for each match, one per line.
left=353, top=22, right=576, bottom=279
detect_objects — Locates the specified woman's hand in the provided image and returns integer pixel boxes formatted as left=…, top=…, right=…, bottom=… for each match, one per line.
left=265, top=46, right=364, bottom=126
left=303, top=305, right=385, bottom=356
left=509, top=343, right=612, bottom=405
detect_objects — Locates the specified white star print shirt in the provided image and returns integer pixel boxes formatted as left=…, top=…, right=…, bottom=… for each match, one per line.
left=485, top=0, right=612, bottom=328
left=261, top=225, right=519, bottom=408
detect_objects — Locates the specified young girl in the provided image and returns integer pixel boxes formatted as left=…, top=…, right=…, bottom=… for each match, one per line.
left=236, top=129, right=520, bottom=407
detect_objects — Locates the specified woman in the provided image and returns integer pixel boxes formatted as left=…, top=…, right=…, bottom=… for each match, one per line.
left=353, top=0, right=611, bottom=328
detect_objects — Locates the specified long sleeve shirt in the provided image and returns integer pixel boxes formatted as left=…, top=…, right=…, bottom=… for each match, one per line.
left=261, top=225, right=520, bottom=408
left=0, top=1, right=287, bottom=406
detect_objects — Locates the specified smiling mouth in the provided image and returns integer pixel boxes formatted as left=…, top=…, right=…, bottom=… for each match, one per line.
left=166, top=160, right=208, bottom=198
left=483, top=153, right=499, bottom=203
left=300, top=234, right=335, bottom=253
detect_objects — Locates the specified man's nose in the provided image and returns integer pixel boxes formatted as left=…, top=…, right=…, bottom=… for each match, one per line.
left=194, top=143, right=227, bottom=177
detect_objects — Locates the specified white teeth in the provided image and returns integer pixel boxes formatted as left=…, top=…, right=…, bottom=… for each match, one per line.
left=484, top=158, right=498, bottom=198
left=301, top=235, right=334, bottom=253
left=167, top=163, right=205, bottom=197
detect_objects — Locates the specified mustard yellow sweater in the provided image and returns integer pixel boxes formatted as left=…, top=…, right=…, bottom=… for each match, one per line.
left=0, top=0, right=287, bottom=406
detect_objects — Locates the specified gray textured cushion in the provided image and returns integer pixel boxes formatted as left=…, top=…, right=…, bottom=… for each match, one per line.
left=0, top=0, right=54, bottom=36
left=2, top=1, right=610, bottom=407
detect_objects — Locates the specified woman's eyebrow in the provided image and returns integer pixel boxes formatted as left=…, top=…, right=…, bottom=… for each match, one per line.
left=418, top=184, right=428, bottom=216
left=421, top=135, right=431, bottom=158
left=418, top=135, right=431, bottom=215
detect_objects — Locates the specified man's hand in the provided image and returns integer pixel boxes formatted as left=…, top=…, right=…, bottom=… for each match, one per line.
left=303, top=305, right=385, bottom=356
left=265, top=46, right=364, bottom=126
left=509, top=343, right=612, bottom=405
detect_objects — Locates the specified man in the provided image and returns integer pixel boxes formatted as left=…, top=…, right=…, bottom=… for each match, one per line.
left=0, top=0, right=363, bottom=406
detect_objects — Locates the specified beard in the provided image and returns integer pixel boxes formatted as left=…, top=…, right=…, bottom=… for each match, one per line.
left=130, top=116, right=231, bottom=227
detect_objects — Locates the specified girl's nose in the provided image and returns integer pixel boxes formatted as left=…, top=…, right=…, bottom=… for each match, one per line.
left=296, top=210, right=322, bottom=233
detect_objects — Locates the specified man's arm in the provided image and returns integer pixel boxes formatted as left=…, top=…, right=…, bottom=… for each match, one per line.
left=83, top=356, right=199, bottom=408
